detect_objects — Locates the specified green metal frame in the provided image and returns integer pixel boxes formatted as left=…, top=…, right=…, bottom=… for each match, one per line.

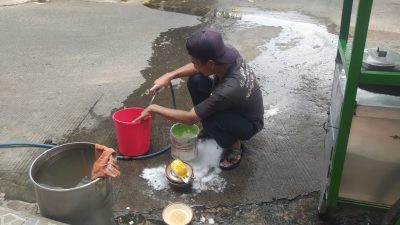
left=326, top=0, right=400, bottom=210
left=337, top=199, right=391, bottom=211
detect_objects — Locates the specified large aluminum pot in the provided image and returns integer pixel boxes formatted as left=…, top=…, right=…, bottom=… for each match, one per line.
left=29, top=142, right=114, bottom=225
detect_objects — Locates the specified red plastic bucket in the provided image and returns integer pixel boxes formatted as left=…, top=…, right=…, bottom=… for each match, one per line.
left=112, top=107, right=151, bottom=156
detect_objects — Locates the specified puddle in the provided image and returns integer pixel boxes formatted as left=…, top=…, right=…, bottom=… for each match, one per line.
left=235, top=9, right=336, bottom=124
left=66, top=25, right=204, bottom=149
left=143, top=0, right=213, bottom=16
left=121, top=25, right=204, bottom=150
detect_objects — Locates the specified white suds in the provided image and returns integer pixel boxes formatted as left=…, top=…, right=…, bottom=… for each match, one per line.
left=190, top=139, right=226, bottom=193
left=265, top=106, right=279, bottom=118
left=140, top=165, right=169, bottom=191
left=140, top=139, right=226, bottom=193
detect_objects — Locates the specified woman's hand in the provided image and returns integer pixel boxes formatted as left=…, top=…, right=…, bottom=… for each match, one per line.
left=150, top=72, right=173, bottom=95
left=132, top=105, right=156, bottom=123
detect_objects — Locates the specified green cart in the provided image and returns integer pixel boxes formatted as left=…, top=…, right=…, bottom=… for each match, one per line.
left=318, top=0, right=400, bottom=221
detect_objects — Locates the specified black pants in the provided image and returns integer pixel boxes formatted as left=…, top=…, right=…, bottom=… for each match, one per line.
left=187, top=73, right=255, bottom=148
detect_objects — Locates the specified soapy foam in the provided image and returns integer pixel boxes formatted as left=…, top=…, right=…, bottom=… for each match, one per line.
left=265, top=105, right=279, bottom=118
left=140, top=165, right=169, bottom=191
left=140, top=139, right=226, bottom=193
left=189, top=139, right=226, bottom=193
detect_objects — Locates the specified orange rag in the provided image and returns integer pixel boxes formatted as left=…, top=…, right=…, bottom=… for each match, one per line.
left=91, top=144, right=120, bottom=180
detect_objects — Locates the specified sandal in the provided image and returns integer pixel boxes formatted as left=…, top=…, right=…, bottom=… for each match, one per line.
left=219, top=144, right=244, bottom=170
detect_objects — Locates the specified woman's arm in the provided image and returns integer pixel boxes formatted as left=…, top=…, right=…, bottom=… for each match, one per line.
left=152, top=63, right=198, bottom=91
left=136, top=104, right=201, bottom=125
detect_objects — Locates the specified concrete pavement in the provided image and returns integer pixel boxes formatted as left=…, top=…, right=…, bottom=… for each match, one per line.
left=0, top=0, right=399, bottom=224
left=0, top=0, right=199, bottom=202
left=0, top=206, right=67, bottom=225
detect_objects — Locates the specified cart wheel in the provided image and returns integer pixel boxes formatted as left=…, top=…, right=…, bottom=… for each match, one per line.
left=381, top=198, right=400, bottom=225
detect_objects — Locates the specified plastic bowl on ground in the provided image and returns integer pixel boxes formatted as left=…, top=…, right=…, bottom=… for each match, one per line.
left=162, top=202, right=193, bottom=225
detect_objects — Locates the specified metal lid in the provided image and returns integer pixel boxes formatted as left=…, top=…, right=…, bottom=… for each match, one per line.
left=165, top=162, right=194, bottom=185
left=362, top=47, right=400, bottom=71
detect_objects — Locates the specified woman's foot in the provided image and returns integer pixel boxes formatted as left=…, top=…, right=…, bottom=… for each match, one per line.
left=219, top=142, right=243, bottom=170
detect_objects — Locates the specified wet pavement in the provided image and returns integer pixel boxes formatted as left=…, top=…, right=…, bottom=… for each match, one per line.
left=113, top=192, right=384, bottom=225
left=0, top=0, right=199, bottom=202
left=1, top=0, right=399, bottom=224
left=105, top=7, right=336, bottom=212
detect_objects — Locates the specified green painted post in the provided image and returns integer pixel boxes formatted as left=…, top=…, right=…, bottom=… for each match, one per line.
left=336, top=0, right=353, bottom=62
left=327, top=0, right=373, bottom=207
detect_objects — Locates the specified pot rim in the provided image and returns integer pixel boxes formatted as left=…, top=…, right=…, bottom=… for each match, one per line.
left=29, top=142, right=102, bottom=192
